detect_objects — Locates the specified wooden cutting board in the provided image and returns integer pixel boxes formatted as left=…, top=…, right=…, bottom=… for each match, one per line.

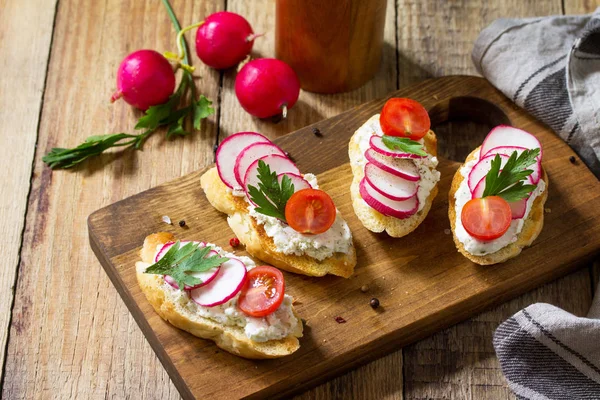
left=88, top=76, right=600, bottom=400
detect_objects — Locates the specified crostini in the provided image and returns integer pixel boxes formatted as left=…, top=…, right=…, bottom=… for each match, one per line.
left=349, top=98, right=441, bottom=237
left=448, top=126, right=548, bottom=265
left=200, top=132, right=357, bottom=278
left=136, top=232, right=303, bottom=359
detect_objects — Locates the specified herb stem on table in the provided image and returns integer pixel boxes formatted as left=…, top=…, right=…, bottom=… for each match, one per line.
left=43, top=0, right=214, bottom=169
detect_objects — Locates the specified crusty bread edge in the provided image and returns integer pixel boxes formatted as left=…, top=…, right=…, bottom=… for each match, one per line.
left=448, top=147, right=549, bottom=265
left=136, top=232, right=302, bottom=359
left=200, top=168, right=357, bottom=278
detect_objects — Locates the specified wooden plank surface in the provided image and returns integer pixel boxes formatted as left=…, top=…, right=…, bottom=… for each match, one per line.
left=0, top=0, right=59, bottom=387
left=1, top=0, right=223, bottom=398
left=3, top=0, right=598, bottom=399
left=88, top=75, right=600, bottom=399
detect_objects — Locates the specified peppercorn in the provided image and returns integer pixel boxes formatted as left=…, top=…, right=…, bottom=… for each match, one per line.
left=312, top=127, right=323, bottom=137
left=569, top=155, right=576, bottom=164
left=370, top=298, right=380, bottom=309
left=178, top=220, right=186, bottom=227
left=334, top=316, right=346, bottom=324
left=229, top=237, right=240, bottom=247
left=360, top=285, right=369, bottom=293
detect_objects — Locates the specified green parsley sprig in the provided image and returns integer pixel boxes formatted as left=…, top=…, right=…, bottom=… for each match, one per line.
left=247, top=160, right=295, bottom=221
left=482, top=148, right=540, bottom=202
left=144, top=241, right=229, bottom=289
left=381, top=135, right=427, bottom=156
left=42, top=0, right=214, bottom=169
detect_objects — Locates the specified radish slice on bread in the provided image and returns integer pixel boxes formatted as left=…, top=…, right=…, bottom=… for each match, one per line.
left=369, top=135, right=426, bottom=159
left=243, top=154, right=300, bottom=202
left=467, top=154, right=510, bottom=192
left=364, top=149, right=420, bottom=181
left=480, top=125, right=543, bottom=162
left=482, top=145, right=541, bottom=183
left=364, top=162, right=418, bottom=201
left=190, top=258, right=248, bottom=307
left=359, top=177, right=418, bottom=219
left=156, top=242, right=221, bottom=290
left=216, top=132, right=271, bottom=190
left=277, top=173, right=311, bottom=191
left=234, top=142, right=286, bottom=186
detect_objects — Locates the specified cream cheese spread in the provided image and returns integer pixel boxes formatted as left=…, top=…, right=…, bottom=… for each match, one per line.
left=227, top=171, right=353, bottom=260
left=351, top=114, right=440, bottom=212
left=453, top=156, right=546, bottom=256
left=146, top=243, right=301, bottom=342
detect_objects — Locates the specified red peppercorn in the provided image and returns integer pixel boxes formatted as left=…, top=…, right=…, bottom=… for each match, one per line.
left=229, top=237, right=240, bottom=247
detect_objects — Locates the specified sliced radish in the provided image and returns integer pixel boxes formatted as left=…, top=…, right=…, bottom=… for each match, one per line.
left=190, top=258, right=247, bottom=307
left=156, top=242, right=221, bottom=290
left=369, top=135, right=427, bottom=159
left=364, top=149, right=420, bottom=181
left=482, top=145, right=541, bottom=183
left=468, top=154, right=510, bottom=192
left=364, top=162, right=418, bottom=201
left=359, top=177, right=418, bottom=219
left=243, top=154, right=300, bottom=202
left=480, top=125, right=543, bottom=162
left=277, top=173, right=311, bottom=191
left=234, top=142, right=286, bottom=186
left=471, top=176, right=533, bottom=219
left=216, top=132, right=271, bottom=190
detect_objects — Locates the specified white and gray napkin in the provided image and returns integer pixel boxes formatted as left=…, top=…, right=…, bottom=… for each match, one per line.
left=472, top=7, right=600, bottom=178
left=472, top=8, right=600, bottom=399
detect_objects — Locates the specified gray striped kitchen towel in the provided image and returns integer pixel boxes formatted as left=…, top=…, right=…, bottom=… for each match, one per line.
left=493, top=302, right=600, bottom=399
left=472, top=7, right=600, bottom=178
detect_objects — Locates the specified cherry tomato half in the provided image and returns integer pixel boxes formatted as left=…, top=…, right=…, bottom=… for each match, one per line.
left=238, top=266, right=285, bottom=317
left=380, top=98, right=431, bottom=139
left=285, top=188, right=336, bottom=234
left=461, top=196, right=512, bottom=241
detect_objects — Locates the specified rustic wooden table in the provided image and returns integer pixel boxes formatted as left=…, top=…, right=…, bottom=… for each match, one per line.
left=1, top=0, right=597, bottom=398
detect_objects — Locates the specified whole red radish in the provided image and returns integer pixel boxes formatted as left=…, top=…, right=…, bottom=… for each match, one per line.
left=196, top=11, right=256, bottom=70
left=235, top=58, right=300, bottom=119
left=110, top=50, right=176, bottom=111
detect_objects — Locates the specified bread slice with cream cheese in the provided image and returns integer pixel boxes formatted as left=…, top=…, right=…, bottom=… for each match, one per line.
left=136, top=232, right=303, bottom=359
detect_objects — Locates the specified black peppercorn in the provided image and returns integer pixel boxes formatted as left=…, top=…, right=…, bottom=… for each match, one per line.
left=569, top=155, right=576, bottom=164
left=178, top=220, right=186, bottom=227
left=370, top=298, right=380, bottom=309
left=312, top=127, right=323, bottom=137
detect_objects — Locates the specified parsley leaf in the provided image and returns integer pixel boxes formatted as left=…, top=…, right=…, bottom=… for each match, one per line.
left=481, top=148, right=540, bottom=201
left=247, top=160, right=295, bottom=221
left=381, top=135, right=427, bottom=156
left=193, top=95, right=215, bottom=130
left=144, top=241, right=229, bottom=289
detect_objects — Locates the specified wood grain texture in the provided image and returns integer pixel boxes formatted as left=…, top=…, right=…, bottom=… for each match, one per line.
left=1, top=0, right=223, bottom=398
left=564, top=0, right=599, bottom=14
left=88, top=76, right=600, bottom=399
left=0, top=0, right=58, bottom=386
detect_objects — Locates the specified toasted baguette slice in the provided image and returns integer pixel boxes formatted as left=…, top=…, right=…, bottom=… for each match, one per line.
left=348, top=115, right=439, bottom=237
left=448, top=147, right=549, bottom=265
left=200, top=167, right=357, bottom=278
left=136, top=232, right=303, bottom=359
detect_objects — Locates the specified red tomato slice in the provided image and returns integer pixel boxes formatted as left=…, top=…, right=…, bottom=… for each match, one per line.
left=461, top=196, right=512, bottom=241
left=238, top=266, right=285, bottom=317
left=285, top=188, right=336, bottom=234
left=380, top=98, right=431, bottom=139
